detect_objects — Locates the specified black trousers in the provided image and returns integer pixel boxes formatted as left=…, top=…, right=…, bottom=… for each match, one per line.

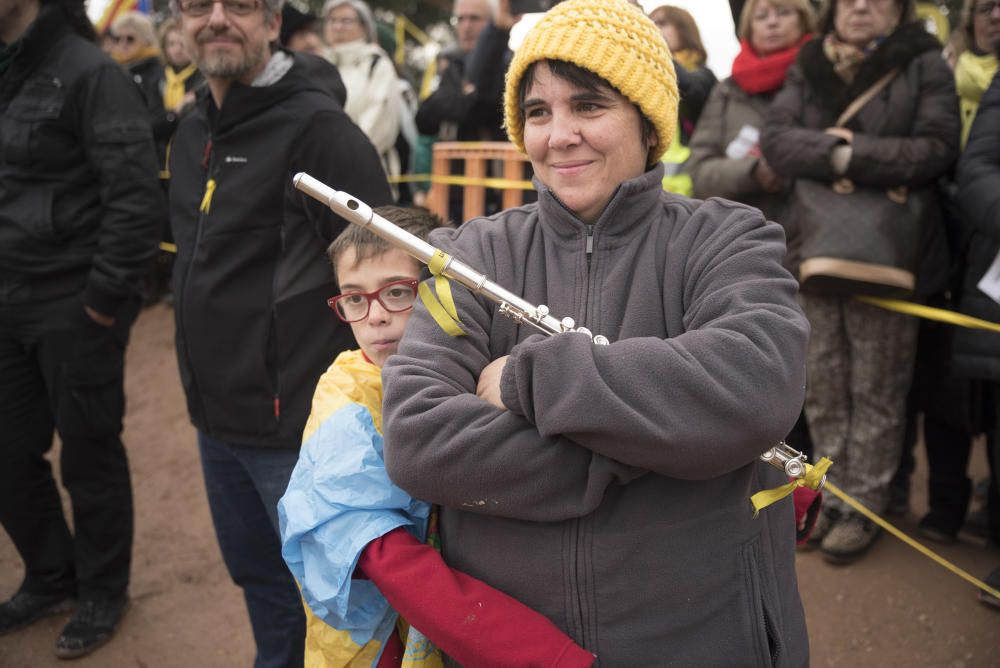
left=0, top=293, right=138, bottom=600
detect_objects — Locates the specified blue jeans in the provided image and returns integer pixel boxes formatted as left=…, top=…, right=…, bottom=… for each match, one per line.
left=197, top=432, right=305, bottom=668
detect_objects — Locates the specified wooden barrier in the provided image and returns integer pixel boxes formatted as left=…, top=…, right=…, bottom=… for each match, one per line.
left=427, top=141, right=533, bottom=223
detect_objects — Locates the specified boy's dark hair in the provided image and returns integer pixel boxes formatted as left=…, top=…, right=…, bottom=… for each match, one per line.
left=328, top=206, right=446, bottom=273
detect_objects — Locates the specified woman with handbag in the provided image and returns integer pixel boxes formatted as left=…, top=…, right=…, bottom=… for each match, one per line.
left=761, top=0, right=960, bottom=563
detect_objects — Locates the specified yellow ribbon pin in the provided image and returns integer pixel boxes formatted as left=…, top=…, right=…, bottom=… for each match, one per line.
left=200, top=178, right=217, bottom=214
left=418, top=250, right=466, bottom=337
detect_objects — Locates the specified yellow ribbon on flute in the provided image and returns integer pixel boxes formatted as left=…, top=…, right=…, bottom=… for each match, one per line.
left=750, top=457, right=833, bottom=516
left=418, top=250, right=466, bottom=337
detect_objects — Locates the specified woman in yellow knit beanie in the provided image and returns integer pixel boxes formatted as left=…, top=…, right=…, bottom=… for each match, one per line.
left=504, top=0, right=679, bottom=166
left=383, top=0, right=814, bottom=663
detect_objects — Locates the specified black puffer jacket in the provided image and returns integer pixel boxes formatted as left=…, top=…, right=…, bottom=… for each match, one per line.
left=0, top=4, right=163, bottom=314
left=953, top=72, right=1000, bottom=380
left=762, top=23, right=960, bottom=296
left=169, top=51, right=391, bottom=448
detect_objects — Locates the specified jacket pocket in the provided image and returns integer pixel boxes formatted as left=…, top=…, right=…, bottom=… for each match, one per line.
left=1, top=75, right=64, bottom=166
left=741, top=536, right=783, bottom=667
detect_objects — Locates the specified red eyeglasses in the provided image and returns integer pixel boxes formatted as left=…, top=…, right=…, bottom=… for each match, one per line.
left=327, top=279, right=419, bottom=323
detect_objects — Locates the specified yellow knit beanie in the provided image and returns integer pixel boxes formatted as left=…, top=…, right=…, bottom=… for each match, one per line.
left=504, top=0, right=679, bottom=164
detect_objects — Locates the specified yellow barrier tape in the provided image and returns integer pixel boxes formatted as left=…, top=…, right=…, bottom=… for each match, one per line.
left=751, top=457, right=832, bottom=515
left=857, top=296, right=1000, bottom=334
left=390, top=173, right=535, bottom=190
left=159, top=242, right=177, bottom=254
left=200, top=178, right=217, bottom=214
left=394, top=17, right=405, bottom=66
left=418, top=250, right=466, bottom=336
left=399, top=15, right=431, bottom=45
left=822, top=480, right=1000, bottom=601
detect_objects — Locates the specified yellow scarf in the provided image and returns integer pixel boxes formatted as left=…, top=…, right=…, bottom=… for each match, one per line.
left=672, top=48, right=703, bottom=72
left=955, top=50, right=999, bottom=149
left=164, top=63, right=198, bottom=110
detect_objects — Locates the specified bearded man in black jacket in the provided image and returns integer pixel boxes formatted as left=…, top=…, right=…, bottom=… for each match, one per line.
left=0, top=0, right=163, bottom=659
left=168, top=0, right=391, bottom=664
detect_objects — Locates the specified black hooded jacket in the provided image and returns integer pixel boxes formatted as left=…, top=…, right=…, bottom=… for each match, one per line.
left=0, top=3, right=163, bottom=314
left=168, top=51, right=392, bottom=448
left=953, top=72, right=1000, bottom=381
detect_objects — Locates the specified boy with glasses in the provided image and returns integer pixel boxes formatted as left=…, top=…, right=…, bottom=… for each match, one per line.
left=279, top=206, right=593, bottom=667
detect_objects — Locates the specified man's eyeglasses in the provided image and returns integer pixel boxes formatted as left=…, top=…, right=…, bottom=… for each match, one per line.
left=327, top=279, right=419, bottom=323
left=326, top=16, right=360, bottom=25
left=179, top=0, right=261, bottom=17
left=975, top=0, right=1000, bottom=16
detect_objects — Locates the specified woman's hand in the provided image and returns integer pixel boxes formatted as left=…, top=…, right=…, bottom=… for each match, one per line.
left=824, top=127, right=853, bottom=143
left=752, top=158, right=785, bottom=193
left=476, top=355, right=510, bottom=409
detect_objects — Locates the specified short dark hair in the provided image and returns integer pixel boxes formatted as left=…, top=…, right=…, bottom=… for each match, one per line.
left=517, top=60, right=657, bottom=151
left=328, top=206, right=446, bottom=274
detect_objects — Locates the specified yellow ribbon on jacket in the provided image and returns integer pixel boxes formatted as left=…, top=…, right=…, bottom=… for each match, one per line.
left=418, top=250, right=466, bottom=336
left=200, top=179, right=216, bottom=214
left=750, top=457, right=833, bottom=515
left=164, top=63, right=198, bottom=110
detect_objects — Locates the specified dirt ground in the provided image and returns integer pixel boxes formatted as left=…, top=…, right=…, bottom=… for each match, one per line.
left=0, top=303, right=998, bottom=668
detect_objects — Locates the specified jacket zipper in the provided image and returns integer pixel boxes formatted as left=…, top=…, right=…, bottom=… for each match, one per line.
left=178, top=133, right=215, bottom=432
left=270, top=226, right=287, bottom=423
left=571, top=224, right=598, bottom=646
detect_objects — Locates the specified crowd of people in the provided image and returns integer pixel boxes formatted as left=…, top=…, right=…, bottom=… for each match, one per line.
left=0, top=0, right=998, bottom=664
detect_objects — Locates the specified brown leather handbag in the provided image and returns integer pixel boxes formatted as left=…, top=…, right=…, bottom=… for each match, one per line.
left=792, top=69, right=927, bottom=297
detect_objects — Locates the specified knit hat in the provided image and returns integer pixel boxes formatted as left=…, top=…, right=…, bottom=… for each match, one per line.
left=280, top=4, right=318, bottom=47
left=504, top=0, right=679, bottom=164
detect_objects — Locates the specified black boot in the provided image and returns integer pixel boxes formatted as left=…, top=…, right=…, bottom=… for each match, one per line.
left=54, top=596, right=128, bottom=660
left=0, top=589, right=75, bottom=636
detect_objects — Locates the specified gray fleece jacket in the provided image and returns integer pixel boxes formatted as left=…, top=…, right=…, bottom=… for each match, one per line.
left=382, top=164, right=811, bottom=667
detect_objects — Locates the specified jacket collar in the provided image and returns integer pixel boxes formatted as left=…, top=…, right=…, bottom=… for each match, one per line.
left=198, top=49, right=340, bottom=135
left=535, top=162, right=665, bottom=244
left=796, top=21, right=941, bottom=115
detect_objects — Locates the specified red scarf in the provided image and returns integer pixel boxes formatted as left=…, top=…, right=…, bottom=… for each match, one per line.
left=730, top=34, right=812, bottom=95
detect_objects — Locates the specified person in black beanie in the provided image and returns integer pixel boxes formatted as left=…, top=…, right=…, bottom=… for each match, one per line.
left=280, top=2, right=323, bottom=54
left=0, top=0, right=163, bottom=659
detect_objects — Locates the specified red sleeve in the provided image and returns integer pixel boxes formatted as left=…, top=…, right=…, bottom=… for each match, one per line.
left=357, top=527, right=594, bottom=668
left=793, top=487, right=823, bottom=544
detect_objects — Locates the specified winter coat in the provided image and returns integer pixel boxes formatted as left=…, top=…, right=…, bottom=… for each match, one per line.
left=168, top=50, right=392, bottom=448
left=761, top=24, right=960, bottom=295
left=382, top=163, right=812, bottom=666
left=953, top=72, right=1000, bottom=380
left=415, top=43, right=506, bottom=142
left=0, top=3, right=162, bottom=315
left=325, top=40, right=401, bottom=179
left=688, top=79, right=788, bottom=225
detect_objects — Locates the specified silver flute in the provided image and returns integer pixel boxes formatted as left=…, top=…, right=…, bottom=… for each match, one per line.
left=293, top=172, right=823, bottom=486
